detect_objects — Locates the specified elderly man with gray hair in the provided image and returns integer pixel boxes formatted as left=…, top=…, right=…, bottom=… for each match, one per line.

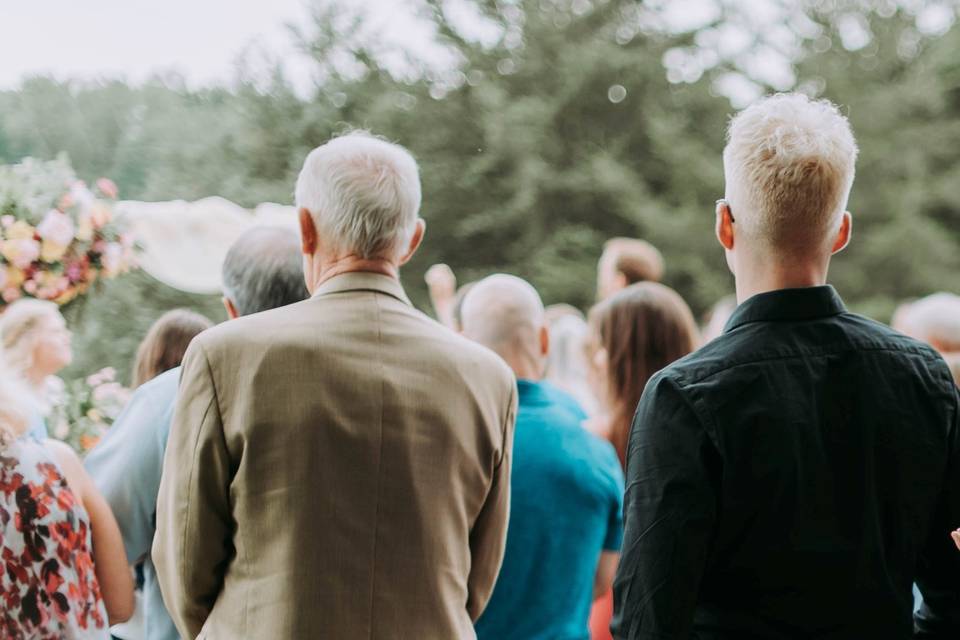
left=85, top=226, right=309, bottom=640
left=461, top=275, right=623, bottom=640
left=153, top=132, right=517, bottom=639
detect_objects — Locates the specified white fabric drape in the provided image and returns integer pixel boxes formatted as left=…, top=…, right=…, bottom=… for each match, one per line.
left=114, top=197, right=298, bottom=294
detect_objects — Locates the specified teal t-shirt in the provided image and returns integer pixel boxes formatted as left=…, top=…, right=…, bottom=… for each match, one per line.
left=475, top=380, right=624, bottom=640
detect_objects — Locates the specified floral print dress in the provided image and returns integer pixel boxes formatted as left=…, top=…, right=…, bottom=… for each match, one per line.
left=0, top=437, right=109, bottom=639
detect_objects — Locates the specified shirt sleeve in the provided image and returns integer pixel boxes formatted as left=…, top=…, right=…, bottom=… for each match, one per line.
left=603, top=448, right=625, bottom=552
left=83, top=372, right=177, bottom=564
left=611, top=373, right=720, bottom=640
left=152, top=341, right=234, bottom=639
left=466, top=380, right=518, bottom=622
left=914, top=383, right=960, bottom=637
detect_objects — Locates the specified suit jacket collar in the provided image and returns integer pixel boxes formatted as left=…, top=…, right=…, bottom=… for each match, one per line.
left=311, top=271, right=412, bottom=306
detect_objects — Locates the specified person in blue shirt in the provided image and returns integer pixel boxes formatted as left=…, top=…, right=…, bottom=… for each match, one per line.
left=462, top=274, right=624, bottom=640
left=84, top=226, right=309, bottom=640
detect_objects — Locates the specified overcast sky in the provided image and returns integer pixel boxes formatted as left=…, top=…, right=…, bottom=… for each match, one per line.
left=2, top=1, right=954, bottom=106
left=0, top=0, right=450, bottom=90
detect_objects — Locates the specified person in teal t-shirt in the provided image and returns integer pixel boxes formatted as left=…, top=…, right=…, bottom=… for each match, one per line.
left=462, top=275, right=624, bottom=640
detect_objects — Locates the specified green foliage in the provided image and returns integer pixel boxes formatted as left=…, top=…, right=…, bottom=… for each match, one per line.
left=0, top=0, right=958, bottom=380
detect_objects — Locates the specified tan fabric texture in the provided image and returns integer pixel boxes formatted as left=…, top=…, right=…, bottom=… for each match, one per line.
left=153, top=272, right=517, bottom=639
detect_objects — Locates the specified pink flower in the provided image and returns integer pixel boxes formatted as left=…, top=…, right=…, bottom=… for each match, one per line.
left=37, top=210, right=75, bottom=246
left=2, top=287, right=21, bottom=303
left=23, top=278, right=38, bottom=294
left=96, top=178, right=118, bottom=199
left=65, top=261, right=85, bottom=283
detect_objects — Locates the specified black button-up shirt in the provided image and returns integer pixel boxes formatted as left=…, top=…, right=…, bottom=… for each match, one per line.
left=612, top=286, right=960, bottom=639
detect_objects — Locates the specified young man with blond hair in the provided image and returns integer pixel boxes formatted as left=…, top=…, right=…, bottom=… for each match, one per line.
left=612, top=93, right=960, bottom=638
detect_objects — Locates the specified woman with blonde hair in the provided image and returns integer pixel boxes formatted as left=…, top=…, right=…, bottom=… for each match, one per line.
left=585, top=282, right=700, bottom=640
left=0, top=299, right=74, bottom=439
left=0, top=347, right=134, bottom=637
left=132, top=309, right=212, bottom=388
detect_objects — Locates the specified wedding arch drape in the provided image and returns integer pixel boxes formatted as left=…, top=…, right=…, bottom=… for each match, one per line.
left=114, top=197, right=299, bottom=294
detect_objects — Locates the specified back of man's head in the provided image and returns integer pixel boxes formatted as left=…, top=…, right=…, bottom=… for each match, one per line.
left=604, top=238, right=664, bottom=284
left=222, top=226, right=310, bottom=316
left=461, top=274, right=547, bottom=380
left=295, top=131, right=421, bottom=261
left=899, top=292, right=960, bottom=353
left=723, top=93, right=858, bottom=255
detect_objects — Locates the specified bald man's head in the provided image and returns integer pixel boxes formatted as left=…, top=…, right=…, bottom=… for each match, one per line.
left=461, top=274, right=548, bottom=380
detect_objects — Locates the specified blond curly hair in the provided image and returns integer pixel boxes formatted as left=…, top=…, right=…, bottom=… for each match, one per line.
left=0, top=347, right=33, bottom=446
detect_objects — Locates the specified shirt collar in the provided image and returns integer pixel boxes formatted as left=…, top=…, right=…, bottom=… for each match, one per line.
left=517, top=379, right=550, bottom=405
left=311, top=271, right=412, bottom=306
left=724, top=285, right=847, bottom=333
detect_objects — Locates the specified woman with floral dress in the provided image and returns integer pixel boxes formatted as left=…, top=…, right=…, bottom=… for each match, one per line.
left=0, top=347, right=133, bottom=638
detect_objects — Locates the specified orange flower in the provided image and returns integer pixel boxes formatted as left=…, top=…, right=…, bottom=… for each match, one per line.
left=79, top=434, right=101, bottom=451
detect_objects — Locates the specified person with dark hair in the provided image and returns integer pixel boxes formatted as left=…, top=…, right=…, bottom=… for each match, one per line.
left=132, top=309, right=212, bottom=389
left=84, top=226, right=309, bottom=640
left=585, top=281, right=699, bottom=640
left=612, top=94, right=960, bottom=638
left=586, top=282, right=700, bottom=467
left=596, top=238, right=664, bottom=301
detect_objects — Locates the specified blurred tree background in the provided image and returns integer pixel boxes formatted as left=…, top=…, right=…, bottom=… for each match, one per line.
left=0, top=0, right=957, bottom=384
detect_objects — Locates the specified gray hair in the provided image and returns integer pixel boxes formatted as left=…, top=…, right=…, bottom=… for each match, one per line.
left=222, top=227, right=310, bottom=316
left=294, top=131, right=421, bottom=260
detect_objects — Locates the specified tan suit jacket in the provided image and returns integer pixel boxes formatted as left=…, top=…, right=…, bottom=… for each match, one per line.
left=153, top=272, right=517, bottom=639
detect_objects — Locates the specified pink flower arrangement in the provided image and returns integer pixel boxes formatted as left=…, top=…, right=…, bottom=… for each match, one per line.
left=0, top=157, right=136, bottom=310
left=50, top=367, right=131, bottom=454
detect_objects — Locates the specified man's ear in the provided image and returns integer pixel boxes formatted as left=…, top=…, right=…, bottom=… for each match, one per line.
left=831, top=211, right=852, bottom=255
left=539, top=324, right=550, bottom=359
left=398, top=219, right=426, bottom=266
left=299, top=208, right=317, bottom=256
left=716, top=200, right=735, bottom=251
left=223, top=297, right=240, bottom=320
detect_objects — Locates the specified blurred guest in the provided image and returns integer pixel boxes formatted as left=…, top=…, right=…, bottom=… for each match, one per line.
left=612, top=93, right=960, bottom=638
left=586, top=282, right=699, bottom=467
left=0, top=299, right=73, bottom=439
left=132, top=309, right=213, bottom=388
left=425, top=262, right=458, bottom=328
left=425, top=262, right=476, bottom=332
left=84, top=226, right=308, bottom=640
left=700, top=294, right=737, bottom=344
left=153, top=132, right=517, bottom=639
left=544, top=304, right=597, bottom=416
left=585, top=282, right=699, bottom=640
left=1, top=347, right=134, bottom=638
left=596, top=238, right=664, bottom=301
left=462, top=275, right=623, bottom=640
left=893, top=292, right=960, bottom=385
